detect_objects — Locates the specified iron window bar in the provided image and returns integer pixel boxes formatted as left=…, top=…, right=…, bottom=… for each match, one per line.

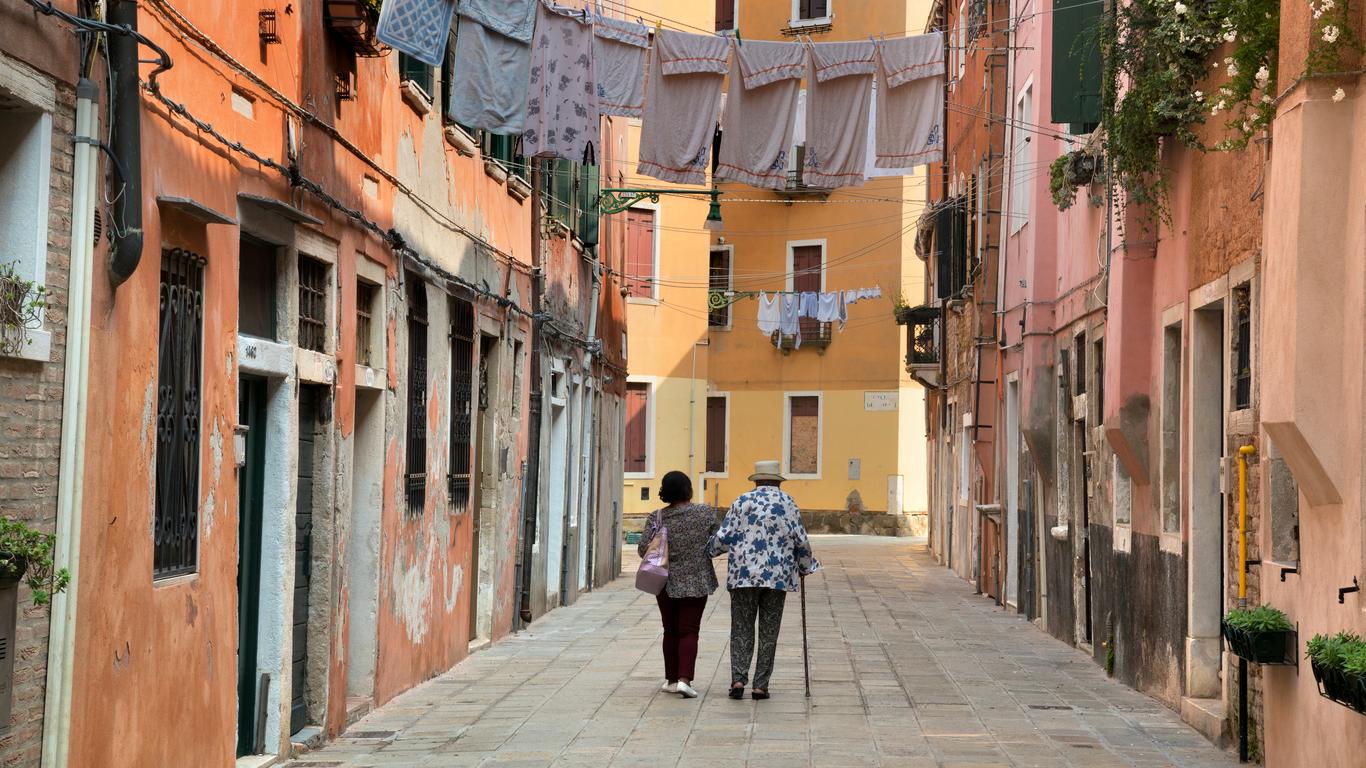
left=154, top=247, right=205, bottom=578
left=449, top=297, right=475, bottom=512
left=405, top=278, right=428, bottom=516
left=298, top=255, right=328, bottom=353
left=356, top=280, right=376, bottom=368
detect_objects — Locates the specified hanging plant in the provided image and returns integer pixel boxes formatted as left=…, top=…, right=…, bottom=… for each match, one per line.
left=0, top=517, right=69, bottom=608
left=1100, top=0, right=1223, bottom=224
left=0, top=261, right=47, bottom=358
left=1204, top=0, right=1281, bottom=152
left=1049, top=150, right=1104, bottom=211
left=1307, top=0, right=1365, bottom=75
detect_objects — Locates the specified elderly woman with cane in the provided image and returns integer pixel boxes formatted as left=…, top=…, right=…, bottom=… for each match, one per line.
left=710, top=461, right=820, bottom=700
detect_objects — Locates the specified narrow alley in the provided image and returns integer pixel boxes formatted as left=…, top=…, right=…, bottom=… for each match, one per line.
left=285, top=537, right=1238, bottom=768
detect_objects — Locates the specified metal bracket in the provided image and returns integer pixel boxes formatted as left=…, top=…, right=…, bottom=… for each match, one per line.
left=707, top=290, right=759, bottom=311
left=599, top=187, right=719, bottom=214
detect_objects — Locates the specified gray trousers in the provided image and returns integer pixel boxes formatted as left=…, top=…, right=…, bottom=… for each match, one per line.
left=729, top=587, right=787, bottom=690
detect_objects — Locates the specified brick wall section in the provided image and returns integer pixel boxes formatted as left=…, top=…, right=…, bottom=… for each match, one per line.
left=0, top=83, right=75, bottom=768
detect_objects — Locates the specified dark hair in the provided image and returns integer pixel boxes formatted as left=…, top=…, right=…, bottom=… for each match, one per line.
left=658, top=471, right=693, bottom=504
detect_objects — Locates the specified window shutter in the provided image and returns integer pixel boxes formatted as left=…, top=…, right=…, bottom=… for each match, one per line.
left=706, top=397, right=727, bottom=473
left=578, top=163, right=600, bottom=247
left=715, top=0, right=735, bottom=31
left=1051, top=0, right=1103, bottom=129
left=626, top=209, right=654, bottom=298
left=625, top=384, right=649, bottom=472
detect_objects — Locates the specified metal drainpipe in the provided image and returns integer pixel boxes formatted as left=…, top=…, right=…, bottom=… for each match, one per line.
left=516, top=164, right=545, bottom=629
left=579, top=251, right=601, bottom=590
left=42, top=76, right=100, bottom=768
left=107, top=0, right=144, bottom=287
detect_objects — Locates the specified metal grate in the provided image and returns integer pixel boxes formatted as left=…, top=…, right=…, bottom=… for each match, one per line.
left=298, top=256, right=328, bottom=353
left=356, top=280, right=377, bottom=367
left=1233, top=285, right=1252, bottom=410
left=155, top=248, right=205, bottom=578
left=405, top=277, right=428, bottom=515
left=449, top=297, right=475, bottom=512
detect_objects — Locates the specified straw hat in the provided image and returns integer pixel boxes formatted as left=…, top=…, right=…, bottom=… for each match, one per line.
left=748, top=460, right=786, bottom=484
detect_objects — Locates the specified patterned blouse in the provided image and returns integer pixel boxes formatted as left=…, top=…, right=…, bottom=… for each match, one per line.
left=709, top=486, right=821, bottom=592
left=638, top=504, right=721, bottom=599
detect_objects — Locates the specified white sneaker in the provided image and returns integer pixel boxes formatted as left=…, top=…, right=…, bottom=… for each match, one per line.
left=660, top=681, right=678, bottom=693
left=676, top=681, right=699, bottom=698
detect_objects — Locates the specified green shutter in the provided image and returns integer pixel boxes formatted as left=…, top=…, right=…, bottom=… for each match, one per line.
left=578, top=164, right=600, bottom=247
left=400, top=53, right=433, bottom=99
left=1051, top=0, right=1103, bottom=130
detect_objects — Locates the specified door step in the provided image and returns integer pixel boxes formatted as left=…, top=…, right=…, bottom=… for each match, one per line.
left=289, top=725, right=324, bottom=757
left=345, top=696, right=373, bottom=727
left=1180, top=696, right=1231, bottom=748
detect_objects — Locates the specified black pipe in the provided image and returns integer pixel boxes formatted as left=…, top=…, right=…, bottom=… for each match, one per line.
left=1238, top=657, right=1248, bottom=763
left=108, top=0, right=144, bottom=287
left=516, top=163, right=545, bottom=628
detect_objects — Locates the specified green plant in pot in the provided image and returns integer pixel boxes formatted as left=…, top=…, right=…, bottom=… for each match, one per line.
left=0, top=517, right=69, bottom=608
left=1222, top=604, right=1294, bottom=664
left=1307, top=631, right=1366, bottom=711
left=0, top=261, right=48, bottom=358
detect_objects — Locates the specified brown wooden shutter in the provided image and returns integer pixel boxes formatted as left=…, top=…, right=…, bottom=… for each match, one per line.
left=625, top=209, right=655, bottom=298
left=706, top=396, right=727, bottom=473
left=716, top=0, right=735, bottom=31
left=793, top=245, right=822, bottom=338
left=625, top=383, right=649, bottom=472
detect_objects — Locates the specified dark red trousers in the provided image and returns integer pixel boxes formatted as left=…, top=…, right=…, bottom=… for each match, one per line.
left=656, top=594, right=708, bottom=682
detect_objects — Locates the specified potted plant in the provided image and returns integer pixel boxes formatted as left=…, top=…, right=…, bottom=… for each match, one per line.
left=324, top=0, right=388, bottom=57
left=1048, top=151, right=1104, bottom=212
left=1222, top=604, right=1295, bottom=664
left=1307, top=631, right=1366, bottom=712
left=0, top=261, right=47, bottom=357
left=0, top=517, right=68, bottom=608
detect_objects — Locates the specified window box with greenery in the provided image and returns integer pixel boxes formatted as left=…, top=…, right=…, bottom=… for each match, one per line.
left=1307, top=631, right=1366, bottom=714
left=324, top=0, right=388, bottom=57
left=0, top=261, right=48, bottom=361
left=1222, top=605, right=1296, bottom=665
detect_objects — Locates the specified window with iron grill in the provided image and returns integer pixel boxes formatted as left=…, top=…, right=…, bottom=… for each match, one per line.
left=1233, top=284, right=1252, bottom=410
left=356, top=279, right=377, bottom=367
left=449, top=297, right=475, bottom=512
left=709, top=248, right=731, bottom=328
left=406, top=277, right=428, bottom=515
left=298, top=255, right=328, bottom=353
left=155, top=248, right=205, bottom=578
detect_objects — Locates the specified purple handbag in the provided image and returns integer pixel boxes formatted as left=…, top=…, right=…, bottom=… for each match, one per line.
left=635, top=509, right=669, bottom=595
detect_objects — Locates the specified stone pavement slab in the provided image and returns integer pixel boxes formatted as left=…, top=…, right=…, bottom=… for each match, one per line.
left=283, top=537, right=1238, bottom=768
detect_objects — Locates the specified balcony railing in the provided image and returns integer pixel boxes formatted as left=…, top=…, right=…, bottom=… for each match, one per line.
left=897, top=305, right=942, bottom=386
left=771, top=322, right=833, bottom=353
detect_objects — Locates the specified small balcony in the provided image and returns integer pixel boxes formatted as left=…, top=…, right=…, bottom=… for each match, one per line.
left=771, top=322, right=833, bottom=354
left=324, top=0, right=388, bottom=58
left=896, top=305, right=941, bottom=387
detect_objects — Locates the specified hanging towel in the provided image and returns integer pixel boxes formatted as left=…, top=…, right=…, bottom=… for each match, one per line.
left=816, top=292, right=840, bottom=323
left=449, top=14, right=533, bottom=133
left=874, top=32, right=945, bottom=170
left=593, top=15, right=650, bottom=117
left=799, top=291, right=820, bottom=319
left=863, top=82, right=915, bottom=180
left=458, top=0, right=537, bottom=42
left=638, top=30, right=730, bottom=185
left=837, top=290, right=849, bottom=329
left=757, top=291, right=781, bottom=335
left=716, top=39, right=805, bottom=190
left=780, top=293, right=802, bottom=345
left=377, top=0, right=459, bottom=67
left=804, top=40, right=877, bottom=189
left=523, top=1, right=598, bottom=161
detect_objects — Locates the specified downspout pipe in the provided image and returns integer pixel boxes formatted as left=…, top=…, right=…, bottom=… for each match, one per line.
left=516, top=164, right=545, bottom=628
left=42, top=76, right=100, bottom=768
left=579, top=251, right=601, bottom=589
left=107, top=0, right=143, bottom=287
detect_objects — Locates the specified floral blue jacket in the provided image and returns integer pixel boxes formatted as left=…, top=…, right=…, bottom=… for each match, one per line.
left=709, top=486, right=820, bottom=592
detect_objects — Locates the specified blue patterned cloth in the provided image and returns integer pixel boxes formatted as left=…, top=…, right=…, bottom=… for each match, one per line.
left=709, top=486, right=820, bottom=592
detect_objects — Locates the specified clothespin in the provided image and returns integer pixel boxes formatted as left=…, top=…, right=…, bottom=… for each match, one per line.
left=735, top=28, right=742, bottom=47
left=655, top=19, right=662, bottom=36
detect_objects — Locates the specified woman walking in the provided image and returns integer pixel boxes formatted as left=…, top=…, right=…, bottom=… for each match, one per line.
left=637, top=471, right=719, bottom=698
left=710, top=461, right=820, bottom=700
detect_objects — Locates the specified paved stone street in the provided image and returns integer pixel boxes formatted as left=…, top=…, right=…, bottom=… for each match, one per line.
left=287, top=537, right=1237, bottom=768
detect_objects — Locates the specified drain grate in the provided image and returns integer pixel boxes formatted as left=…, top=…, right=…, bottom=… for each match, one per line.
left=347, top=730, right=397, bottom=739
left=1028, top=704, right=1073, bottom=710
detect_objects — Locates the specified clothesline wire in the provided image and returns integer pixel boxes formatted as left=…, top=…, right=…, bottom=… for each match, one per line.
left=647, top=292, right=901, bottom=335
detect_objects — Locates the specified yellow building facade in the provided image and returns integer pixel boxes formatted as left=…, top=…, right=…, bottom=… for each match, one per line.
left=623, top=0, right=931, bottom=530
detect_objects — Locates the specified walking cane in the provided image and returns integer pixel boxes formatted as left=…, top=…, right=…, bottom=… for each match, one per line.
left=801, top=574, right=811, bottom=698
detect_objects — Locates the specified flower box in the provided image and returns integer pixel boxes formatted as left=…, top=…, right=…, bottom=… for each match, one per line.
left=1312, top=659, right=1366, bottom=714
left=1222, top=620, right=1296, bottom=665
